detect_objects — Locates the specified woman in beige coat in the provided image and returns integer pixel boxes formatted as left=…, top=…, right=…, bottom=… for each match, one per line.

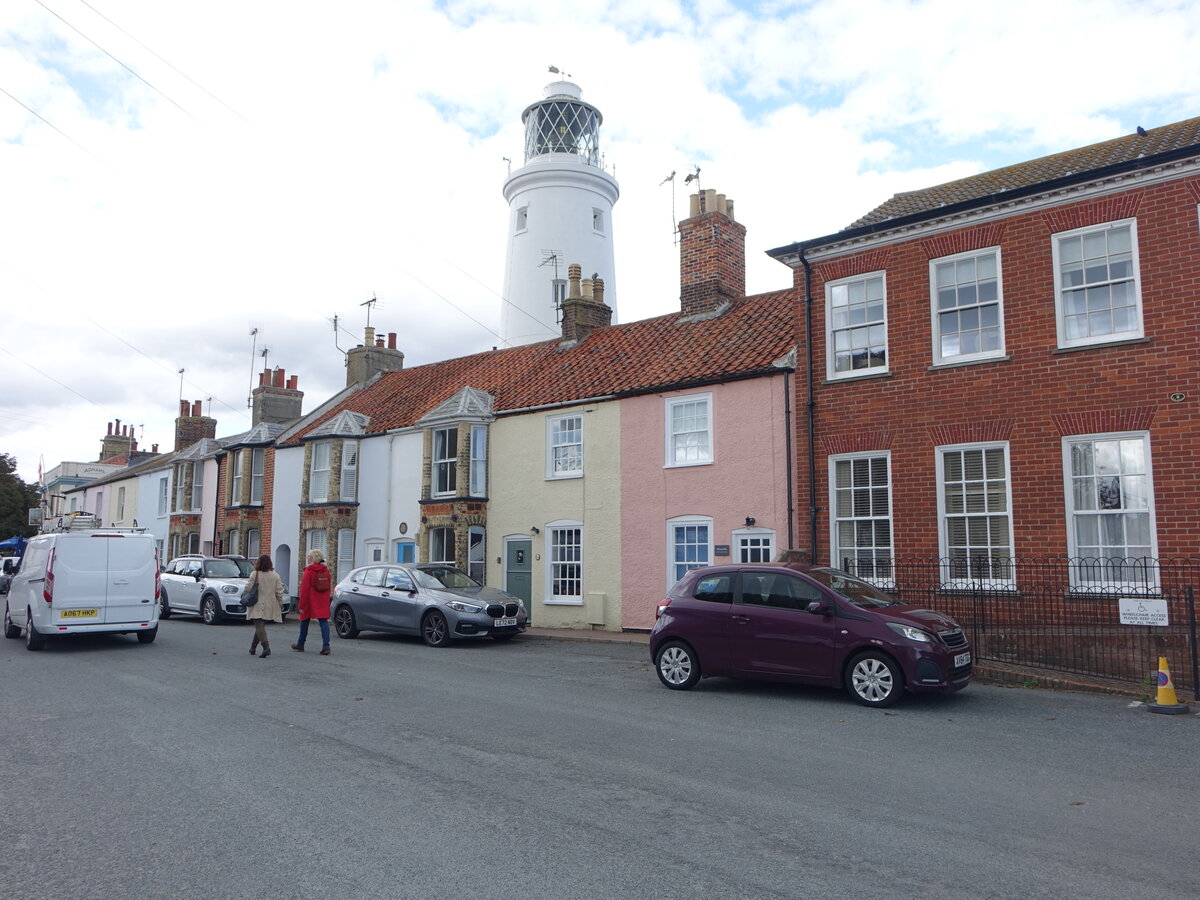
left=246, top=554, right=286, bottom=658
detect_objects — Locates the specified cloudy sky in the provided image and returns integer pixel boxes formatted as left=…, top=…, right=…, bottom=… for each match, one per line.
left=2, top=0, right=1198, bottom=484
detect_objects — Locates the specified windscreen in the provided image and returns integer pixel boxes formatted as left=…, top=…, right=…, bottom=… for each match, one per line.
left=804, top=568, right=903, bottom=609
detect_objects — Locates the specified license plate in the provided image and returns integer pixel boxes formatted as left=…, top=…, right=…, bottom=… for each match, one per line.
left=494, top=617, right=517, bottom=627
left=954, top=652, right=971, bottom=667
left=61, top=609, right=98, bottom=619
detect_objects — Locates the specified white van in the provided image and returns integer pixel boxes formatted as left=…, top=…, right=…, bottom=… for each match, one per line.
left=2, top=525, right=160, bottom=651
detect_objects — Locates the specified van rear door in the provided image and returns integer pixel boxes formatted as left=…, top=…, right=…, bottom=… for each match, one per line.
left=100, top=534, right=158, bottom=625
left=48, top=534, right=110, bottom=624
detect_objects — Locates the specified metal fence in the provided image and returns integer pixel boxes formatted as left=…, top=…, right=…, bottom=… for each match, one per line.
left=837, top=557, right=1200, bottom=699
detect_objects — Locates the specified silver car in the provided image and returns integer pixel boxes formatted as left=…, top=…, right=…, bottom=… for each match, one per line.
left=331, top=564, right=527, bottom=647
left=160, top=555, right=291, bottom=624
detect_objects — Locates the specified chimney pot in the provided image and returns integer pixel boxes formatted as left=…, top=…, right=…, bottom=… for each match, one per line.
left=107, top=422, right=113, bottom=435
left=364, top=326, right=375, bottom=347
left=388, top=332, right=397, bottom=350
left=273, top=368, right=285, bottom=388
left=180, top=400, right=189, bottom=416
left=287, top=375, right=297, bottom=390
left=192, top=400, right=202, bottom=417
left=593, top=278, right=605, bottom=306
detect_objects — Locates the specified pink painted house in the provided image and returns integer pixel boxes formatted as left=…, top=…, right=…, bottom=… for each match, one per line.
left=619, top=190, right=797, bottom=629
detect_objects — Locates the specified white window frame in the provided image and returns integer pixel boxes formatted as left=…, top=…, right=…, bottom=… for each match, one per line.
left=825, top=270, right=888, bottom=380
left=432, top=427, right=458, bottom=498
left=366, top=539, right=384, bottom=563
left=186, top=532, right=200, bottom=554
left=515, top=205, right=528, bottom=233
left=157, top=477, right=168, bottom=517
left=546, top=413, right=584, bottom=479
left=667, top=515, right=713, bottom=588
left=116, top=486, right=125, bottom=521
left=227, top=529, right=240, bottom=557
left=664, top=393, right=713, bottom=468
left=246, top=529, right=260, bottom=560
left=429, top=526, right=455, bottom=566
left=1062, top=431, right=1158, bottom=589
left=309, top=441, right=331, bottom=503
left=829, top=452, right=894, bottom=585
left=339, top=440, right=358, bottom=502
left=592, top=207, right=605, bottom=234
left=174, top=464, right=187, bottom=512
left=469, top=426, right=487, bottom=496
left=250, top=447, right=265, bottom=505
left=305, top=528, right=327, bottom=555
left=231, top=450, right=245, bottom=505
left=935, top=442, right=1015, bottom=588
left=468, top=525, right=486, bottom=584
left=930, top=247, right=1005, bottom=365
left=1051, top=218, right=1143, bottom=349
left=190, top=462, right=203, bottom=511
left=337, top=528, right=355, bottom=583
left=732, top=527, right=775, bottom=564
left=546, top=520, right=583, bottom=604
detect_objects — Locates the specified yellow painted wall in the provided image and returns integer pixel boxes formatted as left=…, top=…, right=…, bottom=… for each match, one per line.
left=486, top=401, right=622, bottom=630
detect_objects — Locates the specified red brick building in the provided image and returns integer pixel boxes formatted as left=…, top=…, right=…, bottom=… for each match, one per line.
left=768, top=117, right=1200, bottom=587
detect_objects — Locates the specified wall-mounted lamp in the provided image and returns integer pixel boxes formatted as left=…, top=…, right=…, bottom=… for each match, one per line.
left=420, top=515, right=428, bottom=524
left=450, top=514, right=459, bottom=522
left=530, top=526, right=540, bottom=535
left=745, top=516, right=756, bottom=527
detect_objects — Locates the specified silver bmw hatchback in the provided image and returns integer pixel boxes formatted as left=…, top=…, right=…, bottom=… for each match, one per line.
left=331, top=563, right=528, bottom=647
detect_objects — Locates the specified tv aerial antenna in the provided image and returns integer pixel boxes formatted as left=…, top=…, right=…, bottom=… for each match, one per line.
left=659, top=169, right=677, bottom=244
left=361, top=293, right=380, bottom=329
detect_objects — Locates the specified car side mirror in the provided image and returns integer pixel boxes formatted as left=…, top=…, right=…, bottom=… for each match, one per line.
left=806, top=600, right=830, bottom=616
left=194, top=572, right=202, bottom=581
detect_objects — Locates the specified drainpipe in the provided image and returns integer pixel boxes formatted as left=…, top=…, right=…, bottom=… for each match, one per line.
left=783, top=369, right=795, bottom=551
left=801, top=251, right=818, bottom=563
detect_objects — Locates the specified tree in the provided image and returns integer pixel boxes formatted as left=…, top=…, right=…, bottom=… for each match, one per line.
left=0, top=453, right=40, bottom=538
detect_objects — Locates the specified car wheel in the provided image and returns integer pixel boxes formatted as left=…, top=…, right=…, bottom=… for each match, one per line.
left=655, top=640, right=701, bottom=690
left=25, top=608, right=46, bottom=651
left=3, top=603, right=19, bottom=639
left=137, top=626, right=158, bottom=644
left=847, top=651, right=904, bottom=708
left=159, top=589, right=171, bottom=619
left=333, top=605, right=358, bottom=639
left=201, top=595, right=220, bottom=625
left=421, top=610, right=449, bottom=648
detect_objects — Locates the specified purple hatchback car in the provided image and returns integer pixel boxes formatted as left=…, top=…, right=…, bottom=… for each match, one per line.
left=650, top=564, right=972, bottom=707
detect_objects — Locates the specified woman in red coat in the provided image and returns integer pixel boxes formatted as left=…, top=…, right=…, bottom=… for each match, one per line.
left=292, top=549, right=333, bottom=654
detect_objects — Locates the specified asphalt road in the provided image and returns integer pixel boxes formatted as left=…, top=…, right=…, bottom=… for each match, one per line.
left=0, top=616, right=1196, bottom=899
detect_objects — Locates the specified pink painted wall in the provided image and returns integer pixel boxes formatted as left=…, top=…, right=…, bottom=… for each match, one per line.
left=619, top=374, right=793, bottom=630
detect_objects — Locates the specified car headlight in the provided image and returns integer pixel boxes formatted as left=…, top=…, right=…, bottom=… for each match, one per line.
left=445, top=599, right=483, bottom=613
left=221, top=584, right=240, bottom=594
left=887, top=622, right=933, bottom=642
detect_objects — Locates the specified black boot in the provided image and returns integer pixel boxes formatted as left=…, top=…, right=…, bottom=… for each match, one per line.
left=259, top=643, right=271, bottom=658
left=250, top=636, right=259, bottom=655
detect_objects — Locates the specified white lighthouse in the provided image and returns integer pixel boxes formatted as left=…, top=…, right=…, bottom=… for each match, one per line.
left=500, top=80, right=619, bottom=346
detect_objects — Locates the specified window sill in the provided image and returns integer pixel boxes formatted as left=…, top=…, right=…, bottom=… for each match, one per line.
left=823, top=371, right=892, bottom=385
left=544, top=599, right=584, bottom=606
left=664, top=460, right=714, bottom=470
left=928, top=355, right=1010, bottom=371
left=546, top=473, right=584, bottom=481
left=1053, top=336, right=1150, bottom=355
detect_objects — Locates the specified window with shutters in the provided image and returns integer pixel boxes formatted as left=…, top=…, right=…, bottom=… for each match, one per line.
left=340, top=440, right=358, bottom=502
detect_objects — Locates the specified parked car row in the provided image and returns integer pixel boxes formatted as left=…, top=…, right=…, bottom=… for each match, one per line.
left=4, top=531, right=973, bottom=707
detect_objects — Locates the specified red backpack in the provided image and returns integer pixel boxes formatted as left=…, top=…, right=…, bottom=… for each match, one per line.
left=313, top=567, right=331, bottom=593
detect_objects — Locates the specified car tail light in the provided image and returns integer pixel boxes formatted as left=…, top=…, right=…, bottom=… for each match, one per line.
left=44, top=547, right=55, bottom=605
left=656, top=597, right=672, bottom=619
left=154, top=549, right=161, bottom=600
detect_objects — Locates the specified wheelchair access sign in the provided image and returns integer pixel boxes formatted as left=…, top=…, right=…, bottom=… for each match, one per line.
left=1118, top=597, right=1169, bottom=627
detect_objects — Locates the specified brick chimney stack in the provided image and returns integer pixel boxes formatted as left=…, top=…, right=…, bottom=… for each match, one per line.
left=346, top=326, right=405, bottom=385
left=252, top=367, right=305, bottom=425
left=174, top=399, right=217, bottom=451
left=679, top=188, right=746, bottom=318
left=560, top=263, right=613, bottom=345
left=99, top=419, right=136, bottom=462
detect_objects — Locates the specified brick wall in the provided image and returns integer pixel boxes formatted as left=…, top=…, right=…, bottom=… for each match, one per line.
left=794, top=175, right=1200, bottom=561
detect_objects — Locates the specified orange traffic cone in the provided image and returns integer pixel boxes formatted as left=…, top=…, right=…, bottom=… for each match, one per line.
left=1148, top=657, right=1189, bottom=715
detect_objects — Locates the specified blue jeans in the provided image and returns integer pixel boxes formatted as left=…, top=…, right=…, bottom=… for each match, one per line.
left=297, top=618, right=330, bottom=648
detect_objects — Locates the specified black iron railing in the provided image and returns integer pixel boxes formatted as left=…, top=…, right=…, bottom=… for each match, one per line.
left=836, top=556, right=1200, bottom=698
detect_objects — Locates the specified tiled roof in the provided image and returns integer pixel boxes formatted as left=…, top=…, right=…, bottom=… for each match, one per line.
left=850, top=116, right=1200, bottom=227
left=288, top=290, right=795, bottom=443
left=223, top=422, right=290, bottom=447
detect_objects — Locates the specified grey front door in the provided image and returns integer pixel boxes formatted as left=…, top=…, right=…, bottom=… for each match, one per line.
left=505, top=539, right=532, bottom=624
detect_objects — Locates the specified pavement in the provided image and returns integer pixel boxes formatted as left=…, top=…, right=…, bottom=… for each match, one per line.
left=519, top=625, right=1182, bottom=702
